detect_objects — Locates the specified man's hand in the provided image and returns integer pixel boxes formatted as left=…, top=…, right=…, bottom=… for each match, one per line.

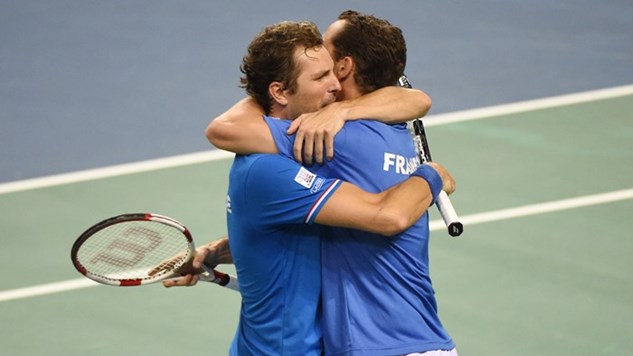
left=287, top=102, right=348, bottom=165
left=426, top=162, right=456, bottom=196
left=158, top=238, right=232, bottom=288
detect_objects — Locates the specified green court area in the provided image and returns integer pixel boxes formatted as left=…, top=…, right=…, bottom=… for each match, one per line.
left=1, top=94, right=632, bottom=355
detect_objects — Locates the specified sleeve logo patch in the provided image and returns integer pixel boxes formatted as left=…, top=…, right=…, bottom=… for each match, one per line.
left=310, top=177, right=325, bottom=193
left=294, top=167, right=316, bottom=189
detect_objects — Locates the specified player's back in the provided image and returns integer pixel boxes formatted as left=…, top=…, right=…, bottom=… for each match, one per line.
left=264, top=118, right=455, bottom=355
left=320, top=121, right=454, bottom=355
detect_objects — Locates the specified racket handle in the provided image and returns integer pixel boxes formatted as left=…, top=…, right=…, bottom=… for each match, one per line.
left=199, top=265, right=240, bottom=292
left=436, top=191, right=463, bottom=237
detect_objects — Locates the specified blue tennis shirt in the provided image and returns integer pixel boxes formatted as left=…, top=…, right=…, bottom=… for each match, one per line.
left=227, top=153, right=341, bottom=356
left=265, top=117, right=455, bottom=356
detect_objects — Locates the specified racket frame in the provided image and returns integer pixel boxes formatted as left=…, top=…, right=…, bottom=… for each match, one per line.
left=71, top=213, right=195, bottom=287
left=399, top=76, right=464, bottom=237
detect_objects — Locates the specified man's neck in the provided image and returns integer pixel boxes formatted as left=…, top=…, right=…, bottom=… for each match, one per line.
left=268, top=104, right=290, bottom=119
left=338, top=77, right=363, bottom=101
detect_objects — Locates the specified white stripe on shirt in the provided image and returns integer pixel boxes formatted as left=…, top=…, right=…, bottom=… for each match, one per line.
left=304, top=179, right=341, bottom=223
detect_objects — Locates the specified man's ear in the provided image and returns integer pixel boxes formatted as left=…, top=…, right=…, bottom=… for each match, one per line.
left=269, top=81, right=288, bottom=106
left=335, top=56, right=354, bottom=81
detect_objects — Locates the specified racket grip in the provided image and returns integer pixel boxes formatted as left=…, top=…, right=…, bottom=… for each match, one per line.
left=200, top=265, right=240, bottom=292
left=436, top=191, right=463, bottom=237
left=212, top=270, right=240, bottom=292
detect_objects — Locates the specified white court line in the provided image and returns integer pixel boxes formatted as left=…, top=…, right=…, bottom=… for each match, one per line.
left=1, top=86, right=632, bottom=301
left=0, top=279, right=99, bottom=302
left=1, top=84, right=632, bottom=195
left=428, top=188, right=633, bottom=231
left=424, top=84, right=633, bottom=127
left=2, top=187, right=632, bottom=303
left=0, top=150, right=234, bottom=195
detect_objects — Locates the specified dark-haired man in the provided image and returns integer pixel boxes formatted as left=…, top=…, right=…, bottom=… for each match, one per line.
left=206, top=11, right=458, bottom=356
left=198, top=19, right=454, bottom=356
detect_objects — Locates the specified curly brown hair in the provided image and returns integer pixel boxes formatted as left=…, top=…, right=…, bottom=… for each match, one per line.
left=330, top=10, right=407, bottom=94
left=240, top=21, right=323, bottom=114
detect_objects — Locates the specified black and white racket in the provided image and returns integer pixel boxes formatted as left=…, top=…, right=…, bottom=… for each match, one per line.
left=71, top=213, right=239, bottom=291
left=399, top=75, right=464, bottom=237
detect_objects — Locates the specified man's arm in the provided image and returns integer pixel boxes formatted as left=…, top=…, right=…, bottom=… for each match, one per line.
left=162, top=236, right=233, bottom=288
left=315, top=162, right=453, bottom=236
left=205, top=97, right=278, bottom=154
left=162, top=161, right=454, bottom=287
left=196, top=237, right=233, bottom=267
left=288, top=86, right=431, bottom=164
left=292, top=86, right=431, bottom=133
left=346, top=86, right=431, bottom=121
left=205, top=87, right=431, bottom=163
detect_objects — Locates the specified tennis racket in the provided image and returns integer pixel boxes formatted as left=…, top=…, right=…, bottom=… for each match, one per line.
left=399, top=75, right=464, bottom=237
left=71, top=213, right=240, bottom=291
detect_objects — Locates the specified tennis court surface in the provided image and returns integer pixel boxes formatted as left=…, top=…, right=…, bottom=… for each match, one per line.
left=1, top=88, right=632, bottom=355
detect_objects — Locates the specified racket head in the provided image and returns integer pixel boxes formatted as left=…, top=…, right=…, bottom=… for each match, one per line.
left=71, top=213, right=195, bottom=286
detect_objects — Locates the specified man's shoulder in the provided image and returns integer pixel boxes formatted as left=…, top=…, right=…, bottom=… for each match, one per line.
left=264, top=115, right=292, bottom=128
left=344, top=119, right=407, bottom=130
left=236, top=153, right=290, bottom=169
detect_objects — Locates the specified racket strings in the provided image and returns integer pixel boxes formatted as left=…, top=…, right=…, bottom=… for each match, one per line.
left=76, top=221, right=191, bottom=281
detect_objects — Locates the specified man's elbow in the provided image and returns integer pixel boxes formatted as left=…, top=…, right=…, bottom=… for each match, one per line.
left=377, top=212, right=416, bottom=237
left=415, top=90, right=432, bottom=118
left=205, top=119, right=232, bottom=150
left=204, top=121, right=215, bottom=143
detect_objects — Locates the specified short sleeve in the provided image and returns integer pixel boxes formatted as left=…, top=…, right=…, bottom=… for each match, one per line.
left=241, top=154, right=342, bottom=225
left=264, top=116, right=294, bottom=159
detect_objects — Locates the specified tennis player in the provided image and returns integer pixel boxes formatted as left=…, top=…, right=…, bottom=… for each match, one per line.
left=208, top=11, right=458, bottom=356
left=215, top=20, right=454, bottom=356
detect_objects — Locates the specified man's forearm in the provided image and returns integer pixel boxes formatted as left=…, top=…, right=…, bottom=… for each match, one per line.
left=205, top=97, right=278, bottom=154
left=203, top=236, right=233, bottom=265
left=314, top=168, right=438, bottom=237
left=342, top=86, right=432, bottom=123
